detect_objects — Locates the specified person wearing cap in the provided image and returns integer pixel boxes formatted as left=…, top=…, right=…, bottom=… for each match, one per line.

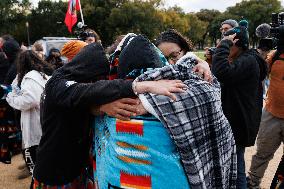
left=212, top=21, right=268, bottom=188
left=220, top=19, right=239, bottom=36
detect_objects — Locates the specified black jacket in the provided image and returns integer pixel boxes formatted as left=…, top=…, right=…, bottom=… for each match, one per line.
left=0, top=52, right=9, bottom=83
left=212, top=40, right=267, bottom=147
left=33, top=43, right=135, bottom=185
left=2, top=39, right=20, bottom=84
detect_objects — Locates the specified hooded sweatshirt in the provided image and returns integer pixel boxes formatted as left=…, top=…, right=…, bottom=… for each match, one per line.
left=6, top=71, right=49, bottom=149
left=2, top=39, right=20, bottom=84
left=212, top=40, right=268, bottom=147
left=0, top=51, right=9, bottom=83
left=33, top=43, right=135, bottom=185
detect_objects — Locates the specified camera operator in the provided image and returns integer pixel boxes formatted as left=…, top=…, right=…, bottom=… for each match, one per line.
left=212, top=20, right=268, bottom=188
left=247, top=14, right=284, bottom=189
left=79, top=28, right=101, bottom=44
left=204, top=47, right=216, bottom=68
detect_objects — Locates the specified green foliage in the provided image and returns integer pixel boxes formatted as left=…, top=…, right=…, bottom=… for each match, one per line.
left=0, top=0, right=283, bottom=48
left=225, top=0, right=281, bottom=46
left=0, top=0, right=31, bottom=43
left=28, top=0, right=69, bottom=41
left=185, top=14, right=208, bottom=44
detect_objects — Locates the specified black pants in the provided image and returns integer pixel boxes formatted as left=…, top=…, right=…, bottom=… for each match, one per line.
left=23, top=145, right=38, bottom=174
left=270, top=154, right=284, bottom=189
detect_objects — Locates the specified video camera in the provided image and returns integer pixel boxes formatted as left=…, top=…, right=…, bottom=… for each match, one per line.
left=74, top=22, right=89, bottom=41
left=270, top=12, right=284, bottom=40
left=256, top=12, right=284, bottom=51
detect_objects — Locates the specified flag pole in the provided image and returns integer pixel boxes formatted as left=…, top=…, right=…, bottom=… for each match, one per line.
left=78, top=0, right=85, bottom=25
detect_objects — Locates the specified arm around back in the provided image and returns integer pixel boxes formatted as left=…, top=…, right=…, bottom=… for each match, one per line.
left=46, top=76, right=135, bottom=109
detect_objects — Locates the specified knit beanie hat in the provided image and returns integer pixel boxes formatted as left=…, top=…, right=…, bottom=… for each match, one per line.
left=61, top=40, right=88, bottom=61
left=224, top=20, right=249, bottom=49
left=221, top=19, right=239, bottom=28
left=154, top=29, right=193, bottom=53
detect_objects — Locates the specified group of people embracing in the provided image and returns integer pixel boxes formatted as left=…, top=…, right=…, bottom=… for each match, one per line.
left=7, top=22, right=267, bottom=189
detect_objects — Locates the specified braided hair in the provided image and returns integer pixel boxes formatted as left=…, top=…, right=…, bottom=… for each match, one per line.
left=154, top=29, right=193, bottom=53
left=16, top=50, right=54, bottom=87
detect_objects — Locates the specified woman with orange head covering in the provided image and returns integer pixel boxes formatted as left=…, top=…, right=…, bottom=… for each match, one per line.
left=61, top=40, right=88, bottom=62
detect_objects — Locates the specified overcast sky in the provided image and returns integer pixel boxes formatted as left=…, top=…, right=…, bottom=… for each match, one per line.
left=30, top=0, right=284, bottom=13
left=164, top=0, right=242, bottom=12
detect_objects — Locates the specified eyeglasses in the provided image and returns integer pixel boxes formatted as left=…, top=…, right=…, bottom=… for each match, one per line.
left=165, top=49, right=183, bottom=62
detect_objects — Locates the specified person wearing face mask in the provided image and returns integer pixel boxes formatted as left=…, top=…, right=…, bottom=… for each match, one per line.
left=212, top=20, right=268, bottom=188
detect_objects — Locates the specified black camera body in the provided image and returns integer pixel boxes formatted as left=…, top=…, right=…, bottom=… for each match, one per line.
left=270, top=12, right=284, bottom=45
left=74, top=22, right=88, bottom=41
left=208, top=47, right=216, bottom=55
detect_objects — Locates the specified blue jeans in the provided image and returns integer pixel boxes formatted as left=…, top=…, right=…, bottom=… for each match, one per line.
left=236, top=146, right=247, bottom=189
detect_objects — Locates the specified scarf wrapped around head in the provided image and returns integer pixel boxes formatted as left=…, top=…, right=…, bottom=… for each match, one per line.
left=137, top=53, right=237, bottom=188
left=109, top=33, right=137, bottom=80
left=117, top=35, right=168, bottom=80
left=61, top=40, right=88, bottom=62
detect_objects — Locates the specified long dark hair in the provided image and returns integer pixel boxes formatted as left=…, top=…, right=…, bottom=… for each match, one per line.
left=154, top=29, right=193, bottom=53
left=16, top=50, right=54, bottom=87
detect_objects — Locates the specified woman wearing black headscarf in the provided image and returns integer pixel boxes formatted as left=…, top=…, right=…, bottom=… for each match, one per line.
left=32, top=42, right=186, bottom=188
left=2, top=39, right=21, bottom=85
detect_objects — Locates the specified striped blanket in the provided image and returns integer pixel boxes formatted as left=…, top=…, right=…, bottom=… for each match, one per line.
left=137, top=53, right=237, bottom=189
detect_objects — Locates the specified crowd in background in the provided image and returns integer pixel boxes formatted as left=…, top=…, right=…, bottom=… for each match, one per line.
left=0, top=17, right=283, bottom=189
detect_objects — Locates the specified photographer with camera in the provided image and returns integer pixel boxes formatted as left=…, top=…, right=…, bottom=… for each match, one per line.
left=79, top=28, right=101, bottom=44
left=204, top=47, right=216, bottom=68
left=212, top=20, right=268, bottom=188
left=75, top=22, right=101, bottom=44
left=247, top=13, right=284, bottom=189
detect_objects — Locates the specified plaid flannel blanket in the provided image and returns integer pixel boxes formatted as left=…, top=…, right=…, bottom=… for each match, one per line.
left=137, top=53, right=237, bottom=189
